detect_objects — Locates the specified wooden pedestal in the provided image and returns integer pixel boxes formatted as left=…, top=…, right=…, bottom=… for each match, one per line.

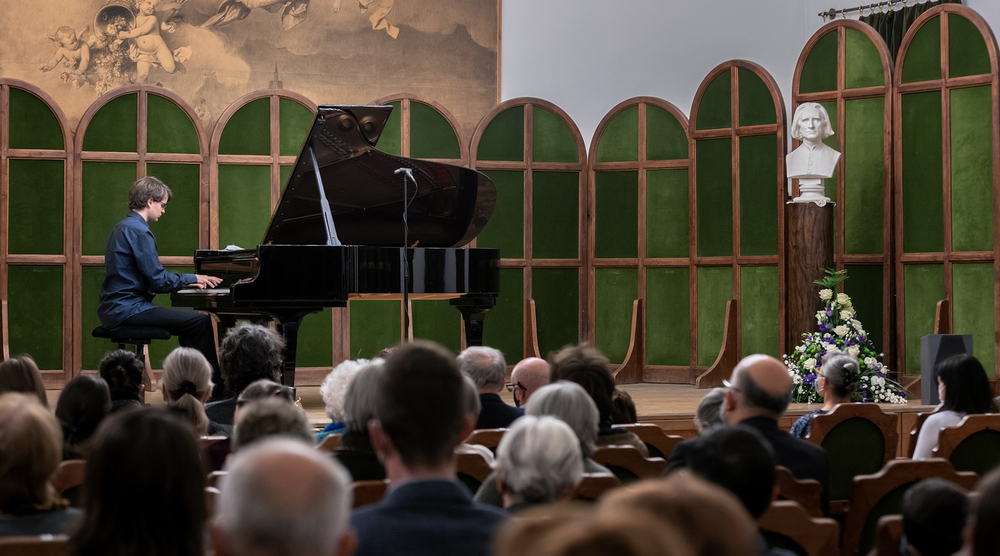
left=785, top=202, right=834, bottom=350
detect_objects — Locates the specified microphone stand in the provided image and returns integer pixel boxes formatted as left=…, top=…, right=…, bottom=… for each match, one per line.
left=395, top=167, right=416, bottom=342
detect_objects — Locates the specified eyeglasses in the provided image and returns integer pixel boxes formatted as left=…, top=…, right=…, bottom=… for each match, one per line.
left=505, top=382, right=526, bottom=393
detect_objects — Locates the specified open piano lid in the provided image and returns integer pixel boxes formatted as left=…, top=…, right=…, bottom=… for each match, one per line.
left=262, top=105, right=496, bottom=248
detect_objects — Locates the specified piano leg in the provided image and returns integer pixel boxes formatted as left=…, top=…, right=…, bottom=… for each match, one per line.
left=452, top=296, right=495, bottom=348
left=274, top=312, right=313, bottom=390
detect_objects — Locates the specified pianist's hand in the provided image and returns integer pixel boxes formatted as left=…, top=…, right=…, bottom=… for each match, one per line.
left=191, top=275, right=223, bottom=289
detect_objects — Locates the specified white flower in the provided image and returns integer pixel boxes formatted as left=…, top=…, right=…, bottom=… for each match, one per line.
left=840, top=310, right=853, bottom=320
left=834, top=325, right=849, bottom=336
left=852, top=320, right=864, bottom=331
left=848, top=345, right=860, bottom=357
left=819, top=289, right=833, bottom=301
left=837, top=293, right=850, bottom=304
left=803, top=358, right=817, bottom=370
left=816, top=310, right=825, bottom=320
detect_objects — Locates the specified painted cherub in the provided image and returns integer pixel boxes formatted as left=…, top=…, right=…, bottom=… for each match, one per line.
left=41, top=26, right=92, bottom=75
left=114, top=0, right=181, bottom=83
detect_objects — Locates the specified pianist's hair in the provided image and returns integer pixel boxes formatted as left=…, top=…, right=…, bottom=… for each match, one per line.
left=220, top=323, right=285, bottom=396
left=128, top=176, right=173, bottom=211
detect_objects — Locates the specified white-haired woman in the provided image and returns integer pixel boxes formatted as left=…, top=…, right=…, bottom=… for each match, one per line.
left=495, top=415, right=584, bottom=512
left=317, top=358, right=369, bottom=442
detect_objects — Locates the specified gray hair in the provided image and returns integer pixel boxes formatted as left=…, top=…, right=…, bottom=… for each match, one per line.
left=695, top=388, right=727, bottom=434
left=525, top=381, right=599, bottom=456
left=821, top=354, right=860, bottom=399
left=319, top=359, right=368, bottom=422
left=457, top=346, right=506, bottom=390
left=495, top=415, right=584, bottom=504
left=462, top=375, right=482, bottom=420
left=216, top=438, right=352, bottom=556
left=232, top=398, right=312, bottom=452
left=220, top=323, right=285, bottom=395
left=342, top=359, right=385, bottom=433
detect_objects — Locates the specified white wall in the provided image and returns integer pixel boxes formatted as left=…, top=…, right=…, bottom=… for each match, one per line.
left=501, top=0, right=1000, bottom=149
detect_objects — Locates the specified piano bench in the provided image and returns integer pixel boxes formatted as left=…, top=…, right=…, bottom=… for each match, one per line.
left=92, top=326, right=171, bottom=395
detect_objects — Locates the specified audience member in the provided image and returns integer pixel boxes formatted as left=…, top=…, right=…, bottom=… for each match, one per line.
left=913, top=354, right=998, bottom=460
left=206, top=323, right=285, bottom=428
left=549, top=345, right=647, bottom=455
left=509, top=357, right=550, bottom=407
left=0, top=354, right=48, bottom=408
left=495, top=415, right=584, bottom=512
left=162, top=346, right=223, bottom=435
left=69, top=409, right=206, bottom=556
left=99, top=349, right=145, bottom=413
left=55, top=375, right=111, bottom=460
left=0, top=393, right=81, bottom=537
left=333, top=360, right=386, bottom=480
left=212, top=438, right=356, bottom=556
left=966, top=468, right=1000, bottom=556
left=352, top=340, right=507, bottom=556
left=457, top=374, right=497, bottom=465
left=694, top=387, right=726, bottom=434
left=459, top=346, right=523, bottom=429
left=318, top=358, right=369, bottom=441
left=790, top=354, right=860, bottom=439
left=231, top=397, right=313, bottom=452
left=611, top=388, right=637, bottom=424
left=902, top=478, right=968, bottom=556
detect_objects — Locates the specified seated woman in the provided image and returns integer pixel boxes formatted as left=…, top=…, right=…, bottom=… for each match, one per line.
left=332, top=360, right=387, bottom=481
left=98, top=350, right=145, bottom=413
left=317, top=358, right=369, bottom=442
left=913, top=354, right=998, bottom=460
left=0, top=354, right=49, bottom=408
left=55, top=375, right=111, bottom=460
left=495, top=415, right=584, bottom=513
left=694, top=387, right=726, bottom=435
left=790, top=354, right=860, bottom=439
left=0, top=393, right=82, bottom=537
left=162, top=347, right=225, bottom=436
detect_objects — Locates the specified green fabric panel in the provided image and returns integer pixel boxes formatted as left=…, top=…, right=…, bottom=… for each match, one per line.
left=533, top=172, right=579, bottom=259
left=82, top=94, right=137, bottom=152
left=147, top=266, right=194, bottom=368
left=901, top=92, right=944, bottom=253
left=7, top=266, right=62, bottom=370
left=596, top=106, right=638, bottom=163
left=483, top=268, right=523, bottom=362
left=845, top=28, right=886, bottom=89
left=595, top=268, right=638, bottom=364
left=696, top=139, right=733, bottom=257
left=412, top=300, right=461, bottom=355
left=219, top=98, right=269, bottom=156
left=476, top=170, right=523, bottom=259
left=901, top=17, right=942, bottom=83
left=845, top=97, right=886, bottom=255
left=477, top=106, right=523, bottom=162
left=280, top=165, right=293, bottom=193
left=219, top=165, right=271, bottom=249
left=740, top=266, right=779, bottom=358
left=81, top=161, right=136, bottom=256
left=279, top=98, right=314, bottom=157
left=800, top=31, right=839, bottom=94
left=698, top=267, right=733, bottom=366
left=903, top=264, right=944, bottom=374
left=8, top=88, right=62, bottom=150
left=595, top=171, right=638, bottom=258
left=646, top=169, right=689, bottom=258
left=739, top=135, right=778, bottom=256
left=349, top=301, right=400, bottom=359
left=533, top=268, right=579, bottom=358
left=411, top=102, right=461, bottom=160
left=952, top=263, right=996, bottom=378
left=738, top=68, right=777, bottom=126
left=297, top=308, right=334, bottom=368
left=532, top=106, right=578, bottom=163
left=822, top=418, right=886, bottom=500
left=820, top=101, right=840, bottom=206
left=81, top=266, right=106, bottom=369
left=377, top=101, right=402, bottom=156
left=843, top=265, right=885, bottom=356
left=949, top=14, right=992, bottom=78
left=696, top=70, right=732, bottom=130
left=950, top=86, right=994, bottom=252
left=645, top=268, right=691, bottom=366
left=859, top=483, right=911, bottom=556
left=949, top=430, right=1000, bottom=475
left=646, top=105, right=688, bottom=160
left=8, top=159, right=63, bottom=255
left=146, top=94, right=198, bottom=154
left=145, top=164, right=200, bottom=257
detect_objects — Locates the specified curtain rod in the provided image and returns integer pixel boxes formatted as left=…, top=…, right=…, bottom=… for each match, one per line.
left=818, top=0, right=930, bottom=21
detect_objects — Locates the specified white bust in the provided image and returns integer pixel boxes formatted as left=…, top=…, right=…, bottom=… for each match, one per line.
left=786, top=103, right=840, bottom=179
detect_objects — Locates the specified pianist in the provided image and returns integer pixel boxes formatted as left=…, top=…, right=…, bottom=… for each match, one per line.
left=98, top=176, right=223, bottom=379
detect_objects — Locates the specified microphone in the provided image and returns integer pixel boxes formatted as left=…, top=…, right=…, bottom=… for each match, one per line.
left=395, top=167, right=414, bottom=180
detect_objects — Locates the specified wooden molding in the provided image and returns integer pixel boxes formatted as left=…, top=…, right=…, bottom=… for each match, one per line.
left=696, top=298, right=737, bottom=388
left=611, top=299, right=643, bottom=384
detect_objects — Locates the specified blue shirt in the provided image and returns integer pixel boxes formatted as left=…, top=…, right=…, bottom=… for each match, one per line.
left=98, top=212, right=196, bottom=327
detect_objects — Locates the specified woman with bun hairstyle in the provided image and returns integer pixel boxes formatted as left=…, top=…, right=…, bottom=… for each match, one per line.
left=55, top=375, right=111, bottom=460
left=162, top=347, right=223, bottom=436
left=790, top=353, right=861, bottom=439
left=912, top=354, right=998, bottom=460
left=99, top=350, right=145, bottom=413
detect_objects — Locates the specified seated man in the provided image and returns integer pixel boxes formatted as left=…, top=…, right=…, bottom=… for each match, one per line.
left=206, top=323, right=285, bottom=431
left=353, top=341, right=507, bottom=556
left=964, top=468, right=1000, bottom=556
left=458, top=346, right=522, bottom=429
left=508, top=357, right=549, bottom=407
left=494, top=415, right=583, bottom=512
left=98, top=176, right=221, bottom=376
left=902, top=478, right=969, bottom=556
left=231, top=398, right=314, bottom=453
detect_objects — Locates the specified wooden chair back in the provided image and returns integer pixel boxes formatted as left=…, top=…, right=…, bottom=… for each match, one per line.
left=456, top=451, right=494, bottom=493
left=353, top=479, right=390, bottom=509
left=205, top=486, right=220, bottom=518
left=933, top=414, right=1000, bottom=476
left=759, top=500, right=839, bottom=556
left=464, top=428, right=506, bottom=451
left=0, top=535, right=69, bottom=556
left=906, top=413, right=931, bottom=458
left=206, top=470, right=227, bottom=489
left=571, top=473, right=622, bottom=502
left=618, top=423, right=684, bottom=459
left=49, top=459, right=85, bottom=495
left=808, top=403, right=898, bottom=502
left=200, top=435, right=227, bottom=450
left=865, top=514, right=903, bottom=556
left=841, top=458, right=977, bottom=556
left=775, top=465, right=823, bottom=518
left=317, top=433, right=343, bottom=453
left=589, top=446, right=667, bottom=484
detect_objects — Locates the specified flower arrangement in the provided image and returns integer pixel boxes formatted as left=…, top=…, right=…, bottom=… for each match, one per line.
left=783, top=269, right=907, bottom=404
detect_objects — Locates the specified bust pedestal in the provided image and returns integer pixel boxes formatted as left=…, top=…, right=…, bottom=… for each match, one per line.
left=786, top=202, right=834, bottom=349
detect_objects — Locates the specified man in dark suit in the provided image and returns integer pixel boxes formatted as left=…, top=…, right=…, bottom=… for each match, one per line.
left=458, top=346, right=523, bottom=429
left=352, top=341, right=507, bottom=556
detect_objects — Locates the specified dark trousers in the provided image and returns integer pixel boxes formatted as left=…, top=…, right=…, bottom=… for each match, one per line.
left=121, top=308, right=222, bottom=391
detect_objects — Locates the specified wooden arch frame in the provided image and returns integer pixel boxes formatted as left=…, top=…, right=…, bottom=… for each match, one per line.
left=0, top=79, right=74, bottom=383
left=586, top=96, right=692, bottom=383
left=688, top=60, right=788, bottom=369
left=892, top=4, right=1000, bottom=376
left=470, top=97, right=588, bottom=360
left=370, top=93, right=471, bottom=165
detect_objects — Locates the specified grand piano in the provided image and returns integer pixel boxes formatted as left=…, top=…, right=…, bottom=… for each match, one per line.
left=171, top=105, right=499, bottom=387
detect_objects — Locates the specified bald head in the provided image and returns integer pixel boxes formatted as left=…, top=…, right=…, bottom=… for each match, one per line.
left=510, top=357, right=550, bottom=407
left=724, top=355, right=793, bottom=424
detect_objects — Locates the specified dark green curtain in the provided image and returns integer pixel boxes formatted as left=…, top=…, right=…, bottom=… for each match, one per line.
left=860, top=0, right=962, bottom=60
